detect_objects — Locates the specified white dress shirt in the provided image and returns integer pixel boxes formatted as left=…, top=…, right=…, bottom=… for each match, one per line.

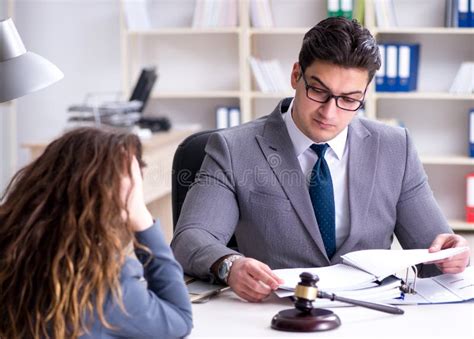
left=283, top=99, right=350, bottom=249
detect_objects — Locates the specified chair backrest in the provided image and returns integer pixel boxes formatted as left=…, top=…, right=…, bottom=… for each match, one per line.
left=172, top=130, right=238, bottom=249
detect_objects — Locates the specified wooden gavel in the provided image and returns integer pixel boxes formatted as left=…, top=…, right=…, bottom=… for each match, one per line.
left=272, top=272, right=403, bottom=332
left=294, top=272, right=404, bottom=315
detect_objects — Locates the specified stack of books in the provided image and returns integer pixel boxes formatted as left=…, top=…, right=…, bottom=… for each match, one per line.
left=249, top=56, right=290, bottom=93
left=192, top=0, right=238, bottom=28
left=449, top=62, right=474, bottom=94
left=249, top=0, right=274, bottom=28
left=376, top=43, right=420, bottom=92
left=374, top=0, right=398, bottom=28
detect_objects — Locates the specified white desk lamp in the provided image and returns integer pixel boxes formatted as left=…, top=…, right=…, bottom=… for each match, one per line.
left=0, top=18, right=63, bottom=102
left=0, top=17, right=63, bottom=191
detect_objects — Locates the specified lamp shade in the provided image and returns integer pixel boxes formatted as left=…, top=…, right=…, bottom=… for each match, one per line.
left=0, top=18, right=64, bottom=103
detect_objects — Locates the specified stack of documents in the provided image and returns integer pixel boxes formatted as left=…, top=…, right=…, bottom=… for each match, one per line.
left=273, top=247, right=469, bottom=305
left=273, top=264, right=403, bottom=302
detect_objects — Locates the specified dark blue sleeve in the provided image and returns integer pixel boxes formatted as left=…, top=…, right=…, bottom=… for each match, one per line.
left=103, top=221, right=193, bottom=338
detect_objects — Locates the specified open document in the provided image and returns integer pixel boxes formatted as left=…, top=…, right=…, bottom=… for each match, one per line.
left=273, top=247, right=469, bottom=303
left=393, top=266, right=474, bottom=305
left=340, top=247, right=468, bottom=281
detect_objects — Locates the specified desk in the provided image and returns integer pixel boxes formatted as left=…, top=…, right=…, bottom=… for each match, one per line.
left=22, top=128, right=197, bottom=243
left=191, top=290, right=474, bottom=338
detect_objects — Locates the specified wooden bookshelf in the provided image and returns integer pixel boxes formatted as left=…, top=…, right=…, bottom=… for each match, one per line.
left=421, top=156, right=474, bottom=166
left=127, top=27, right=241, bottom=35
left=249, top=91, right=293, bottom=99
left=450, top=220, right=474, bottom=233
left=364, top=0, right=474, bottom=235
left=249, top=27, right=309, bottom=35
left=375, top=92, right=474, bottom=101
left=374, top=27, right=474, bottom=35
left=151, top=90, right=241, bottom=99
left=119, top=0, right=474, bottom=238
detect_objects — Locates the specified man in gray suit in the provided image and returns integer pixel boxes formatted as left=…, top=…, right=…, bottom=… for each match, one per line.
left=171, top=17, right=470, bottom=302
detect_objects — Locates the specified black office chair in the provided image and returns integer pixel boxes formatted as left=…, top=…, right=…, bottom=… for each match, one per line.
left=171, top=130, right=238, bottom=250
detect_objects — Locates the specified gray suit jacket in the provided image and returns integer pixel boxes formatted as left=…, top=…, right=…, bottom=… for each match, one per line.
left=171, top=98, right=451, bottom=281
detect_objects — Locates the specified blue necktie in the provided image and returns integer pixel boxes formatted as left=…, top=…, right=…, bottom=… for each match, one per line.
left=309, top=143, right=336, bottom=258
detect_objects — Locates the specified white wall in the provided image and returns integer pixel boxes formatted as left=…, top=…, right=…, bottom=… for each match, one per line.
left=10, top=0, right=122, bottom=170
left=1, top=0, right=12, bottom=192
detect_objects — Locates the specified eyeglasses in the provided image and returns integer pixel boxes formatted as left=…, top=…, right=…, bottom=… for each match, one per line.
left=300, top=71, right=366, bottom=112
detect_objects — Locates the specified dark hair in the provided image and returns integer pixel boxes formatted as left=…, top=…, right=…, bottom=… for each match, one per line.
left=298, top=17, right=381, bottom=82
left=0, top=127, right=146, bottom=338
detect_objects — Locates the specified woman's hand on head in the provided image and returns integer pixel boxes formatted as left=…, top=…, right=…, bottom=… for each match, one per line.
left=122, top=156, right=154, bottom=232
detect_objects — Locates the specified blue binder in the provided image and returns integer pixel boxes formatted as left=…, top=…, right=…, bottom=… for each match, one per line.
left=470, top=0, right=474, bottom=26
left=385, top=44, right=398, bottom=91
left=458, top=0, right=470, bottom=27
left=397, top=44, right=420, bottom=92
left=375, top=44, right=387, bottom=92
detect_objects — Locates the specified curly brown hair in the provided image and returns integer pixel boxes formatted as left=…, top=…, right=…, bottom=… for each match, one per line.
left=0, top=127, right=146, bottom=338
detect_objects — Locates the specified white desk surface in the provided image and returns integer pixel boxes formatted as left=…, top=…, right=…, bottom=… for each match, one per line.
left=190, top=290, right=474, bottom=339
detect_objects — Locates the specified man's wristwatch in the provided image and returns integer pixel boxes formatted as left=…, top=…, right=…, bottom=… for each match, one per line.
left=217, top=255, right=242, bottom=284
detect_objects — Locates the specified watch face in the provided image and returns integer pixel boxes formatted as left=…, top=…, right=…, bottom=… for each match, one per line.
left=218, top=261, right=229, bottom=280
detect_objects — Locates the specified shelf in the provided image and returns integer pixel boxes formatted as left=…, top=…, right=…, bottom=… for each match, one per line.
left=249, top=27, right=309, bottom=36
left=253, top=92, right=473, bottom=101
left=374, top=27, right=474, bottom=35
left=421, top=156, right=474, bottom=166
left=151, top=90, right=241, bottom=99
left=127, top=27, right=241, bottom=36
left=375, top=92, right=474, bottom=100
left=450, top=220, right=474, bottom=232
left=250, top=91, right=294, bottom=99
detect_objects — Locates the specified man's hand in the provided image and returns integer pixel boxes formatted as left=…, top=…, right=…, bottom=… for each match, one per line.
left=227, top=257, right=284, bottom=302
left=428, top=233, right=470, bottom=274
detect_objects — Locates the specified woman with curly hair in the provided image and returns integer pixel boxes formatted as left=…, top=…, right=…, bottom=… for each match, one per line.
left=0, top=127, right=192, bottom=338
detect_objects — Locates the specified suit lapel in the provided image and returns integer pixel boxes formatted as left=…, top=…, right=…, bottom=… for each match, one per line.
left=334, top=118, right=379, bottom=259
left=255, top=99, right=329, bottom=263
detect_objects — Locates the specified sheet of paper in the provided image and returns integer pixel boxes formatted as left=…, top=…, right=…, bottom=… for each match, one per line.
left=341, top=247, right=469, bottom=280
left=431, top=265, right=474, bottom=301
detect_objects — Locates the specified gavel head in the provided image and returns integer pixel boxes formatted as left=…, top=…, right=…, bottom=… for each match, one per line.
left=294, top=272, right=319, bottom=313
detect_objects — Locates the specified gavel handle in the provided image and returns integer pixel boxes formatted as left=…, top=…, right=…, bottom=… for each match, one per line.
left=318, top=291, right=404, bottom=315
